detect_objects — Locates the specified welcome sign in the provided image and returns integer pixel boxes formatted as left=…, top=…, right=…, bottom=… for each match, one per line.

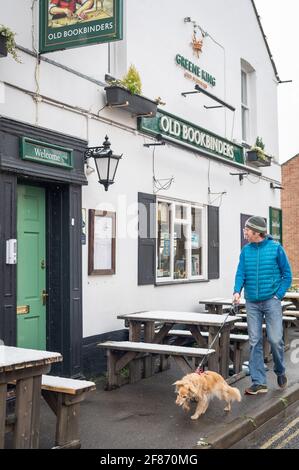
left=20, top=137, right=73, bottom=169
left=139, top=110, right=244, bottom=164
left=39, top=0, right=123, bottom=53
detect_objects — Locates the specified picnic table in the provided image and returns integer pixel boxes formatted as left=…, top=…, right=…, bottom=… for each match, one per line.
left=284, top=292, right=299, bottom=309
left=117, top=310, right=239, bottom=379
left=0, top=345, right=62, bottom=449
left=198, top=297, right=246, bottom=315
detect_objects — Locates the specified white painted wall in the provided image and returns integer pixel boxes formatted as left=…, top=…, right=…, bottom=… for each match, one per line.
left=0, top=0, right=281, bottom=337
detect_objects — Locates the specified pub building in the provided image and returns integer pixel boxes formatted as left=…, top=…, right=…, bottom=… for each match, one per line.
left=0, top=0, right=283, bottom=377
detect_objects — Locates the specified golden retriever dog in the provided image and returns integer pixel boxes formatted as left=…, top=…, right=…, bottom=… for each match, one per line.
left=174, top=371, right=241, bottom=420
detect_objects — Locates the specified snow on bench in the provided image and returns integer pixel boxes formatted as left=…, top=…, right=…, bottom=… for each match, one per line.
left=98, top=340, right=215, bottom=389
left=167, top=329, right=249, bottom=342
left=98, top=340, right=214, bottom=357
left=41, top=375, right=96, bottom=449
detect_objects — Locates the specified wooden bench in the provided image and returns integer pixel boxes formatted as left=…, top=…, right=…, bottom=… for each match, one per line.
left=281, top=301, right=294, bottom=310
left=284, top=310, right=299, bottom=318
left=41, top=375, right=96, bottom=449
left=284, top=310, right=299, bottom=328
left=98, top=341, right=215, bottom=390
left=167, top=330, right=249, bottom=374
left=166, top=329, right=248, bottom=342
left=284, top=304, right=296, bottom=310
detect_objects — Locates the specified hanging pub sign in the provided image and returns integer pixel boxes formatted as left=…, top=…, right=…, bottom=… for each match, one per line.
left=139, top=110, right=244, bottom=164
left=39, top=0, right=123, bottom=54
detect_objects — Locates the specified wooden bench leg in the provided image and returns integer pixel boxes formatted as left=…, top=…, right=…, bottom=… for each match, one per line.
left=129, top=322, right=142, bottom=382
left=143, top=322, right=155, bottom=378
left=0, top=383, right=7, bottom=449
left=13, top=377, right=34, bottom=449
left=55, top=395, right=81, bottom=449
left=219, top=327, right=230, bottom=378
left=30, top=375, right=42, bottom=448
left=107, top=350, right=120, bottom=390
left=208, top=327, right=220, bottom=373
left=42, top=390, right=82, bottom=449
left=233, top=343, right=242, bottom=374
left=129, top=357, right=143, bottom=384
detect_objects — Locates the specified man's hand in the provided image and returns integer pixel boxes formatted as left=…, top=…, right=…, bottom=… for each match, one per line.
left=233, top=293, right=241, bottom=304
left=76, top=11, right=87, bottom=20
left=63, top=8, right=73, bottom=18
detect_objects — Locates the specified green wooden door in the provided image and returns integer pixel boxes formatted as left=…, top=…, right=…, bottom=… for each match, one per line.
left=17, top=185, right=46, bottom=350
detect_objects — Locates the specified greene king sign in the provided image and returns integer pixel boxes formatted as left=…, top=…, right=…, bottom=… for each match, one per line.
left=139, top=110, right=244, bottom=164
left=39, top=0, right=123, bottom=54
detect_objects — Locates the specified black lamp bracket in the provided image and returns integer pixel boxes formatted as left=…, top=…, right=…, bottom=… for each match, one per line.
left=204, top=105, right=223, bottom=109
left=144, top=134, right=165, bottom=147
left=84, top=147, right=111, bottom=162
left=270, top=182, right=284, bottom=190
left=181, top=90, right=199, bottom=96
left=143, top=141, right=166, bottom=148
left=229, top=172, right=249, bottom=182
left=132, top=111, right=155, bottom=118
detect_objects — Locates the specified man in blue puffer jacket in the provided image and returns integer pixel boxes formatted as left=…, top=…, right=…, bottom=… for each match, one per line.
left=233, top=216, right=292, bottom=395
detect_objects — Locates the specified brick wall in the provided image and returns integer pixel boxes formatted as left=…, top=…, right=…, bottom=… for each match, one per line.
left=282, top=155, right=299, bottom=281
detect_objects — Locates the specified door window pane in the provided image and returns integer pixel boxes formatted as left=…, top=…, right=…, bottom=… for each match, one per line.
left=157, top=202, right=171, bottom=278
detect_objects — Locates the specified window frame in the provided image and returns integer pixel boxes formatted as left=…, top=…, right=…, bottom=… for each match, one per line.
left=88, top=209, right=116, bottom=275
left=241, top=69, right=249, bottom=143
left=269, top=207, right=282, bottom=244
left=156, top=197, right=207, bottom=283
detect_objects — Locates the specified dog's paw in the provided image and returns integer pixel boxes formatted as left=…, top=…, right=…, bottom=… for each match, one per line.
left=224, top=406, right=231, bottom=412
left=191, top=414, right=200, bottom=420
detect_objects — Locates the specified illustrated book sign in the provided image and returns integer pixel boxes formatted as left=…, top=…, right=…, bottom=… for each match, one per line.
left=39, top=0, right=123, bottom=54
left=88, top=209, right=116, bottom=275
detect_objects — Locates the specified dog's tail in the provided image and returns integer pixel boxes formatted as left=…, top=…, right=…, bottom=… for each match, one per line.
left=227, top=385, right=242, bottom=402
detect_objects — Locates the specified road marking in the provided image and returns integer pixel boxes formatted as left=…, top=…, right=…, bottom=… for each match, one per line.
left=275, top=426, right=299, bottom=449
left=260, top=416, right=299, bottom=449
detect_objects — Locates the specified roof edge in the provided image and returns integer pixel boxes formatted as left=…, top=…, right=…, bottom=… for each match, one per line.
left=251, top=0, right=280, bottom=83
left=282, top=154, right=299, bottom=166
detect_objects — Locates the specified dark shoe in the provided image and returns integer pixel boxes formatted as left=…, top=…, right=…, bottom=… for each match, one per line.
left=244, top=384, right=268, bottom=395
left=277, top=374, right=288, bottom=389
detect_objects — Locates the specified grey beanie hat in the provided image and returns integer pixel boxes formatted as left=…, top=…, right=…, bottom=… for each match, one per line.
left=245, top=216, right=267, bottom=233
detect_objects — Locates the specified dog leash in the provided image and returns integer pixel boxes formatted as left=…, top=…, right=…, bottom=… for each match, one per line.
left=195, top=303, right=239, bottom=374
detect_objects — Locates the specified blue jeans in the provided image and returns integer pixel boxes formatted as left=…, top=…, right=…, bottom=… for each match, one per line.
left=246, top=297, right=285, bottom=385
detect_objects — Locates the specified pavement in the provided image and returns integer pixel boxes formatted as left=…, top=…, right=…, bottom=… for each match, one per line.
left=232, top=401, right=299, bottom=449
left=10, top=330, right=299, bottom=450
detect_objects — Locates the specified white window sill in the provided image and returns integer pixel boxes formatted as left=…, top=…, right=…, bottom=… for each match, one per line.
left=155, top=278, right=209, bottom=286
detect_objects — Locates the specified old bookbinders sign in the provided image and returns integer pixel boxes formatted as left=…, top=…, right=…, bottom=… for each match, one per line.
left=39, top=0, right=123, bottom=54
